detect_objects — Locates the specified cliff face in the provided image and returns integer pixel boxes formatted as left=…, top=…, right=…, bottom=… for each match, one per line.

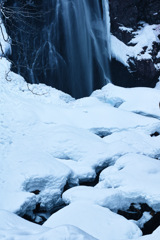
left=109, top=0, right=160, bottom=88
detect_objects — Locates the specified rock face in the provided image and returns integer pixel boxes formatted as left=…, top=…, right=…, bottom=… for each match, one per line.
left=109, top=0, right=160, bottom=88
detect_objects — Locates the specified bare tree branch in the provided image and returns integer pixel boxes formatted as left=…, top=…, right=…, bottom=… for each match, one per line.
left=0, top=1, right=48, bottom=96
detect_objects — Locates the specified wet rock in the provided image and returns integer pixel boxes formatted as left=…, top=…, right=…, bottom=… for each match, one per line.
left=118, top=203, right=143, bottom=221
left=150, top=131, right=160, bottom=137
left=118, top=203, right=160, bottom=235
left=31, top=190, right=40, bottom=195
left=142, top=212, right=160, bottom=235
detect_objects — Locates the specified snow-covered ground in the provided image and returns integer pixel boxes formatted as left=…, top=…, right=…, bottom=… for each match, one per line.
left=1, top=57, right=160, bottom=239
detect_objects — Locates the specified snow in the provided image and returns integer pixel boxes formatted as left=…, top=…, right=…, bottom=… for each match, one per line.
left=119, top=26, right=133, bottom=32
left=0, top=210, right=96, bottom=240
left=111, top=35, right=131, bottom=66
left=134, top=212, right=152, bottom=229
left=1, top=57, right=160, bottom=238
left=92, top=83, right=160, bottom=121
left=0, top=19, right=11, bottom=56
left=155, top=63, right=160, bottom=70
left=130, top=24, right=160, bottom=60
left=135, top=227, right=160, bottom=240
left=155, top=77, right=160, bottom=89
left=97, top=154, right=160, bottom=211
left=156, top=51, right=160, bottom=58
left=44, top=201, right=142, bottom=240
left=103, top=130, right=160, bottom=159
left=111, top=24, right=160, bottom=66
left=63, top=154, right=160, bottom=213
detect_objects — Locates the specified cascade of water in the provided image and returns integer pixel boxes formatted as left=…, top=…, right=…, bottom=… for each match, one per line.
left=103, top=0, right=111, bottom=61
left=5, top=0, right=111, bottom=98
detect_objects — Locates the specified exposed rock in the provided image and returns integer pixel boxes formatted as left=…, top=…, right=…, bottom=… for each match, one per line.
left=142, top=212, right=160, bottom=235
left=109, top=0, right=138, bottom=39
left=150, top=131, right=160, bottom=137
left=128, top=58, right=158, bottom=87
left=109, top=0, right=160, bottom=88
left=118, top=203, right=160, bottom=235
left=109, top=0, right=160, bottom=40
left=118, top=203, right=153, bottom=220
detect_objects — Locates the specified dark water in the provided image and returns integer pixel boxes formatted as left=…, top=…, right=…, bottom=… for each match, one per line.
left=4, top=0, right=111, bottom=98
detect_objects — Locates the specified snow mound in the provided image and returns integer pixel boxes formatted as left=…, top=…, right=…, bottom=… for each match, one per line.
left=103, top=129, right=160, bottom=159
left=63, top=154, right=160, bottom=212
left=0, top=150, right=72, bottom=215
left=97, top=154, right=160, bottom=211
left=44, top=201, right=142, bottom=240
left=92, top=83, right=160, bottom=122
left=0, top=210, right=96, bottom=240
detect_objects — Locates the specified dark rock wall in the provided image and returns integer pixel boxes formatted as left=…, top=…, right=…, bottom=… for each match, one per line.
left=109, top=0, right=160, bottom=88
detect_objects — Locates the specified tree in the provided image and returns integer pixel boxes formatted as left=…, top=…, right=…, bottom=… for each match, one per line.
left=0, top=1, right=48, bottom=94
left=0, top=0, right=52, bottom=83
left=0, top=0, right=44, bottom=73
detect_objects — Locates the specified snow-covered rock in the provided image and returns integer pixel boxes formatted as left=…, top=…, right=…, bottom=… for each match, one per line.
left=109, top=0, right=160, bottom=88
left=0, top=151, right=72, bottom=215
left=63, top=154, right=160, bottom=212
left=0, top=210, right=96, bottom=240
left=103, top=129, right=160, bottom=159
left=1, top=57, right=160, bottom=239
left=44, top=201, right=142, bottom=240
left=1, top=62, right=160, bottom=217
left=92, top=83, right=160, bottom=121
left=111, top=24, right=160, bottom=67
left=97, top=154, right=160, bottom=211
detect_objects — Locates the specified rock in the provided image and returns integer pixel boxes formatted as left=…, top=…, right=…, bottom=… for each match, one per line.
left=44, top=201, right=142, bottom=240
left=109, top=0, right=160, bottom=87
left=128, top=58, right=158, bottom=87
left=142, top=212, right=160, bottom=235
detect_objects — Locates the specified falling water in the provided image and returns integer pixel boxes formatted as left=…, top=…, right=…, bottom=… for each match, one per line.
left=5, top=0, right=111, bottom=98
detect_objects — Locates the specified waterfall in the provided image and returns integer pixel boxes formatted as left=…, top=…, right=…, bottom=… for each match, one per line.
left=5, top=0, right=111, bottom=98
left=103, top=0, right=111, bottom=61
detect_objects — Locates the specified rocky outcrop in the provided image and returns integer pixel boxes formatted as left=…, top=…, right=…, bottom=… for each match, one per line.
left=109, top=0, right=160, bottom=88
